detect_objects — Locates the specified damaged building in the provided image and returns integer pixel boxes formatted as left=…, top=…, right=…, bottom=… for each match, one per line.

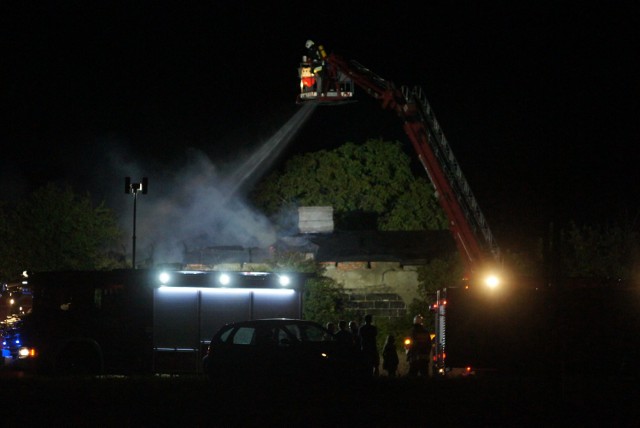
left=183, top=206, right=456, bottom=321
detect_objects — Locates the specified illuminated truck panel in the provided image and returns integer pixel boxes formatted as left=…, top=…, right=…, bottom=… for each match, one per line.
left=152, top=275, right=302, bottom=373
left=1, top=269, right=304, bottom=375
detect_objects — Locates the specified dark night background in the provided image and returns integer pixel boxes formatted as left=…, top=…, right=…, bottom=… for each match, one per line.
left=2, top=2, right=639, bottom=256
left=1, top=5, right=640, bottom=423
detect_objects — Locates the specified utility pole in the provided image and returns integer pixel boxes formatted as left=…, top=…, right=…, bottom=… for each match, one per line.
left=125, top=177, right=148, bottom=269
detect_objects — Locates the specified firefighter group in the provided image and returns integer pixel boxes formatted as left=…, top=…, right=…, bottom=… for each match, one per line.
left=327, top=313, right=433, bottom=377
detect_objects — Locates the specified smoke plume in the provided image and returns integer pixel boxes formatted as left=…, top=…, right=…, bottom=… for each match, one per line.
left=94, top=102, right=317, bottom=265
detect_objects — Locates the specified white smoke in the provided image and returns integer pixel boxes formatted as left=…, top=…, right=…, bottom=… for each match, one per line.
left=94, top=102, right=317, bottom=265
left=100, top=147, right=274, bottom=265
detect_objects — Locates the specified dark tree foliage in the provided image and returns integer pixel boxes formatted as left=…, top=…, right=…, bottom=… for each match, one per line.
left=0, top=183, right=125, bottom=279
left=417, top=253, right=465, bottom=297
left=265, top=250, right=352, bottom=324
left=561, top=219, right=640, bottom=281
left=302, top=276, right=352, bottom=325
left=411, top=253, right=465, bottom=330
left=253, top=138, right=446, bottom=231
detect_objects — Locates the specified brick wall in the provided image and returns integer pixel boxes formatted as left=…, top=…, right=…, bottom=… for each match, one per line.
left=346, top=290, right=407, bottom=320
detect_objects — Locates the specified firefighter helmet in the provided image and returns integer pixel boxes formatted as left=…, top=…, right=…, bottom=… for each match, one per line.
left=305, top=39, right=315, bottom=49
left=413, top=315, right=424, bottom=325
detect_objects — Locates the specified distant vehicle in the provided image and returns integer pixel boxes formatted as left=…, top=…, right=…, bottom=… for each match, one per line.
left=2, top=269, right=304, bottom=375
left=1, top=315, right=27, bottom=365
left=0, top=281, right=32, bottom=320
left=202, top=319, right=367, bottom=383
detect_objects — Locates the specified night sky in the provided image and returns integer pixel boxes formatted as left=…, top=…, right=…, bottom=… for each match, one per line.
left=3, top=2, right=639, bottom=255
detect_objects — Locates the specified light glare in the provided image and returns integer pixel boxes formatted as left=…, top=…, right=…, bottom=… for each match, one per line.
left=219, top=273, right=231, bottom=286
left=485, top=275, right=500, bottom=288
left=18, top=347, right=35, bottom=358
left=278, top=275, right=291, bottom=287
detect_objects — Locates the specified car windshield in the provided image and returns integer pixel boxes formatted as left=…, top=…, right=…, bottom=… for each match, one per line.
left=283, top=323, right=333, bottom=342
left=215, top=321, right=335, bottom=346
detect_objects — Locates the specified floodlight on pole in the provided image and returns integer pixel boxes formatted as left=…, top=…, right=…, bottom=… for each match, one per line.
left=125, top=177, right=148, bottom=269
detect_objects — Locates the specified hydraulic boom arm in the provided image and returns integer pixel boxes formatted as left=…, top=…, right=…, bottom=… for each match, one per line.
left=300, top=48, right=500, bottom=280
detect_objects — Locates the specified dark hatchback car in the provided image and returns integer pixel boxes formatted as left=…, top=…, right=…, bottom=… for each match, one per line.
left=202, top=319, right=367, bottom=383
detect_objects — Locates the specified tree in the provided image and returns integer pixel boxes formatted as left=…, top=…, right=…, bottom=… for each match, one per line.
left=253, top=138, right=447, bottom=231
left=560, top=219, right=640, bottom=281
left=0, top=183, right=125, bottom=278
left=302, top=276, right=352, bottom=325
left=411, top=253, right=464, bottom=330
left=417, top=253, right=465, bottom=297
left=264, top=249, right=353, bottom=324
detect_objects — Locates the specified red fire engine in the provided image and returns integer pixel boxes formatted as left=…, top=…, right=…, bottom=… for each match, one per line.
left=296, top=42, right=542, bottom=377
left=297, top=41, right=499, bottom=282
left=296, top=42, right=640, bottom=379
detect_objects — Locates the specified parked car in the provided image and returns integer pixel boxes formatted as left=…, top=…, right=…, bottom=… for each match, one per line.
left=202, top=318, right=367, bottom=383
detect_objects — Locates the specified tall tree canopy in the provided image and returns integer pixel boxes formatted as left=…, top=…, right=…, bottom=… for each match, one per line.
left=560, top=220, right=640, bottom=281
left=0, top=183, right=124, bottom=279
left=253, top=139, right=446, bottom=231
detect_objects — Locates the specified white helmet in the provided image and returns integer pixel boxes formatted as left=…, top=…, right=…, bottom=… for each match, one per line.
left=305, top=39, right=315, bottom=49
left=413, top=315, right=424, bottom=325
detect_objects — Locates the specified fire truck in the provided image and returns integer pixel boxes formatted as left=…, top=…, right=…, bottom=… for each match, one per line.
left=298, top=41, right=499, bottom=281
left=1, top=269, right=303, bottom=375
left=297, top=42, right=548, bottom=376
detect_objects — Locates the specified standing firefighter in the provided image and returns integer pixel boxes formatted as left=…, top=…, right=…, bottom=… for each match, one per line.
left=305, top=39, right=327, bottom=94
left=359, top=314, right=380, bottom=376
left=405, top=314, right=432, bottom=377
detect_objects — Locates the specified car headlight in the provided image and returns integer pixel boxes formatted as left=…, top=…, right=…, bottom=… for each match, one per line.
left=18, top=347, right=36, bottom=358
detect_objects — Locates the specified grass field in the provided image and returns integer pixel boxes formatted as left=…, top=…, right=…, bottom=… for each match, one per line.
left=1, top=374, right=637, bottom=427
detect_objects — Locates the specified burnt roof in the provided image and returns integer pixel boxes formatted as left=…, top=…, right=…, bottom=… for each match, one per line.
left=291, top=230, right=456, bottom=264
left=184, top=230, right=456, bottom=266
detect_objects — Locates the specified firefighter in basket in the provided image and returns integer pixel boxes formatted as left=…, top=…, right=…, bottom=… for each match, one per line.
left=405, top=314, right=432, bottom=377
left=305, top=39, right=326, bottom=94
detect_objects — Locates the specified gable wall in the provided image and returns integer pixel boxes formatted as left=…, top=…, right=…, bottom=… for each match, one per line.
left=320, top=261, right=421, bottom=320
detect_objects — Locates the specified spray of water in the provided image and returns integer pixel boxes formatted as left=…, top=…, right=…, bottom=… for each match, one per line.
left=94, top=102, right=318, bottom=265
left=222, top=101, right=317, bottom=198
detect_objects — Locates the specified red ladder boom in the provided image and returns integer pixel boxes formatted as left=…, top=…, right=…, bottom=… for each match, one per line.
left=298, top=48, right=500, bottom=280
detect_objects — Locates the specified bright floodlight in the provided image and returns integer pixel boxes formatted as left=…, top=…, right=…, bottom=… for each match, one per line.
left=219, top=273, right=231, bottom=286
left=159, top=272, right=171, bottom=285
left=278, top=275, right=291, bottom=287
left=484, top=275, right=500, bottom=289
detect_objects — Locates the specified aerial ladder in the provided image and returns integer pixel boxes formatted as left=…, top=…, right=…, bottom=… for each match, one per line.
left=297, top=43, right=500, bottom=285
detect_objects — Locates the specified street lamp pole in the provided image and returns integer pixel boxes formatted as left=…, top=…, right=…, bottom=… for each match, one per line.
left=125, top=177, right=148, bottom=269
